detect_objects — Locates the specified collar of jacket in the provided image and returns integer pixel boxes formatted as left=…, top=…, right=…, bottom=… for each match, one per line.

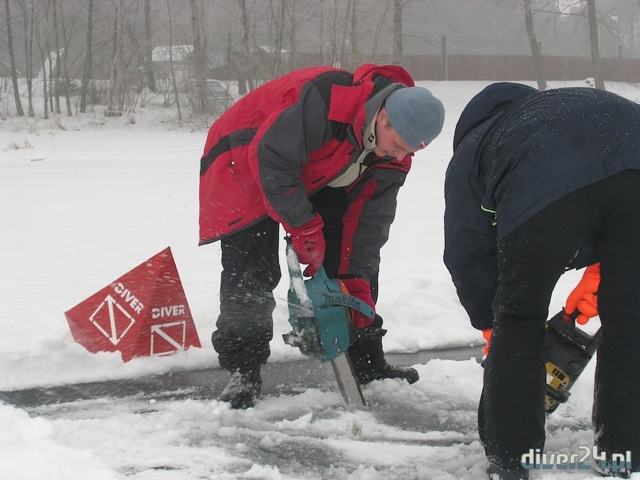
left=327, top=65, right=414, bottom=150
left=327, top=107, right=380, bottom=188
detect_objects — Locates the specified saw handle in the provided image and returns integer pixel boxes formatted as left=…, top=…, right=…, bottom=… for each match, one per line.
left=286, top=240, right=374, bottom=319
left=307, top=269, right=374, bottom=319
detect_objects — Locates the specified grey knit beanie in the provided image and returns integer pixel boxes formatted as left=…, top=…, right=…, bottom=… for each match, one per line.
left=386, top=86, right=445, bottom=150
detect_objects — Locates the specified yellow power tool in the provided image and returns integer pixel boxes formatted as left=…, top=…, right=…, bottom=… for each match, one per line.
left=544, top=310, right=602, bottom=413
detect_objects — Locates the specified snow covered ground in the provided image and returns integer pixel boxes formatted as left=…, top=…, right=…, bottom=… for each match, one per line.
left=1, top=79, right=636, bottom=479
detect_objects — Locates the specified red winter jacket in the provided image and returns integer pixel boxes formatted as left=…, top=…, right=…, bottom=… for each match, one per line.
left=199, top=64, right=416, bottom=281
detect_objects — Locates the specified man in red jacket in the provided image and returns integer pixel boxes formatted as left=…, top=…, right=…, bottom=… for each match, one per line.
left=199, top=64, right=444, bottom=409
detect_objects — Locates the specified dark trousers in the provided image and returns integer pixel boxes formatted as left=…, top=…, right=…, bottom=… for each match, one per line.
left=480, top=170, right=640, bottom=472
left=212, top=187, right=386, bottom=372
left=212, top=219, right=281, bottom=372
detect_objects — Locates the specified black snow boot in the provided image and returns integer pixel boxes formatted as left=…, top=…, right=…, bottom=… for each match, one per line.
left=356, top=360, right=420, bottom=385
left=595, top=465, right=632, bottom=478
left=219, top=369, right=262, bottom=409
left=349, top=327, right=419, bottom=385
left=487, top=463, right=529, bottom=480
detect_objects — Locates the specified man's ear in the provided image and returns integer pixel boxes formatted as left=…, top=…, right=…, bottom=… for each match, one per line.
left=378, top=107, right=391, bottom=127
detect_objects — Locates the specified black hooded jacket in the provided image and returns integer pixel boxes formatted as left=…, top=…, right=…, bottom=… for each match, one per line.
left=444, top=82, right=640, bottom=330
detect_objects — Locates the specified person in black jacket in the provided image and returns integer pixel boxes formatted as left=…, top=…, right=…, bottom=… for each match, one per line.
left=444, top=82, right=640, bottom=479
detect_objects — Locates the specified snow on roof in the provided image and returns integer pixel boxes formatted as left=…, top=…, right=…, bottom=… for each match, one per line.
left=257, top=45, right=287, bottom=54
left=152, top=45, right=194, bottom=62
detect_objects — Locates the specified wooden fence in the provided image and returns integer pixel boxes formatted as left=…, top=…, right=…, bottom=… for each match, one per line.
left=215, top=52, right=640, bottom=83
left=400, top=54, right=640, bottom=82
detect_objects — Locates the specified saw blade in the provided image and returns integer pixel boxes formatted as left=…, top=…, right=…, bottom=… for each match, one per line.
left=331, top=353, right=366, bottom=407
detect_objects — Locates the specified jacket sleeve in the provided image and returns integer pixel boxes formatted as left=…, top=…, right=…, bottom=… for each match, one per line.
left=338, top=166, right=408, bottom=282
left=253, top=82, right=334, bottom=231
left=443, top=147, right=498, bottom=331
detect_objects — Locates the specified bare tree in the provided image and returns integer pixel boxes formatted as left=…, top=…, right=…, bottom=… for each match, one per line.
left=2, top=0, right=639, bottom=122
left=190, top=0, right=207, bottom=114
left=34, top=0, right=52, bottom=119
left=56, top=0, right=75, bottom=116
left=236, top=0, right=255, bottom=94
left=51, top=0, right=61, bottom=114
left=610, top=0, right=640, bottom=57
left=101, top=0, right=150, bottom=113
left=338, top=0, right=352, bottom=68
left=79, top=0, right=94, bottom=113
left=523, top=0, right=547, bottom=90
left=4, top=0, right=25, bottom=116
left=165, top=0, right=182, bottom=120
left=106, top=0, right=123, bottom=113
left=328, top=0, right=339, bottom=66
left=289, top=0, right=297, bottom=70
left=317, top=0, right=326, bottom=63
left=370, top=1, right=392, bottom=61
left=16, top=0, right=36, bottom=116
left=143, top=0, right=156, bottom=92
left=267, top=0, right=285, bottom=77
left=349, top=0, right=358, bottom=70
left=587, top=0, right=605, bottom=89
left=392, top=0, right=403, bottom=64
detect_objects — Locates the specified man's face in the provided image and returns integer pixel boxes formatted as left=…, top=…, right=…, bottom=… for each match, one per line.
left=373, top=107, right=417, bottom=160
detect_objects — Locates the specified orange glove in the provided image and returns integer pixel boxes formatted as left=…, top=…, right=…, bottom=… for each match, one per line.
left=482, top=328, right=492, bottom=357
left=565, top=263, right=600, bottom=325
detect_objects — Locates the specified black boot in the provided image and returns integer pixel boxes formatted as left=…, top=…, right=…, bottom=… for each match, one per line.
left=595, top=463, right=633, bottom=478
left=349, top=326, right=419, bottom=385
left=487, top=463, right=529, bottom=480
left=356, top=360, right=420, bottom=385
left=219, top=369, right=262, bottom=409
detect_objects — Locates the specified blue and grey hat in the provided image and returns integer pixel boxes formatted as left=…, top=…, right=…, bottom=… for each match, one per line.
left=386, top=86, right=445, bottom=150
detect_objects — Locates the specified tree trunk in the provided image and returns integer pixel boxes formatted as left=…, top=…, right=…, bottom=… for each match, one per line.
left=237, top=0, right=252, bottom=94
left=107, top=0, right=125, bottom=112
left=392, top=0, right=403, bottom=64
left=52, top=0, right=61, bottom=114
left=19, top=0, right=35, bottom=116
left=330, top=0, right=338, bottom=66
left=80, top=0, right=94, bottom=113
left=318, top=0, right=324, bottom=63
left=41, top=54, right=49, bottom=120
left=371, top=1, right=390, bottom=61
left=166, top=0, right=181, bottom=120
left=34, top=4, right=50, bottom=119
left=190, top=0, right=207, bottom=113
left=523, top=0, right=546, bottom=90
left=289, top=0, right=297, bottom=71
left=48, top=48, right=54, bottom=113
left=56, top=1, right=73, bottom=116
left=349, top=0, right=357, bottom=70
left=338, top=0, right=352, bottom=68
left=587, top=0, right=606, bottom=90
left=144, top=0, right=156, bottom=92
left=269, top=0, right=285, bottom=77
left=5, top=0, right=25, bottom=116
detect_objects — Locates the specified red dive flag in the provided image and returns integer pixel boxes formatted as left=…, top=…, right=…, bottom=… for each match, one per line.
left=65, top=247, right=201, bottom=362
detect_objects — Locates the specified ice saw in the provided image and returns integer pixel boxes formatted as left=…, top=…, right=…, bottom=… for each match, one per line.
left=544, top=310, right=602, bottom=413
left=282, top=242, right=373, bottom=407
